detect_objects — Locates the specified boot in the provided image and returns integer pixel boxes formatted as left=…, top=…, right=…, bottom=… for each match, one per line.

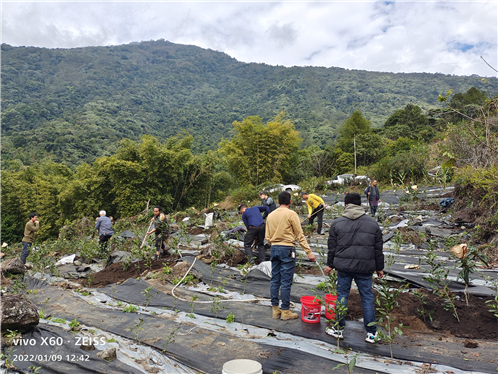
left=272, top=306, right=281, bottom=319
left=280, top=309, right=298, bottom=320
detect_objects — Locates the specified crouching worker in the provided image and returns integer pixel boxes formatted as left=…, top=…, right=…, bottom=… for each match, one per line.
left=239, top=204, right=270, bottom=263
left=324, top=192, right=384, bottom=343
left=95, top=210, right=114, bottom=254
left=265, top=191, right=316, bottom=320
left=147, top=205, right=170, bottom=260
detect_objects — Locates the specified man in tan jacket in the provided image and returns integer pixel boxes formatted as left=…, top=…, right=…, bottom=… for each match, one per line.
left=265, top=191, right=316, bottom=320
left=21, top=212, right=39, bottom=264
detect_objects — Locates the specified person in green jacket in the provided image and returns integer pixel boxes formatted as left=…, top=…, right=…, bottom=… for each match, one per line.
left=21, top=212, right=39, bottom=264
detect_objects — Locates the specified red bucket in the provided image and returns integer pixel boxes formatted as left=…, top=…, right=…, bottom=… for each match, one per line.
left=324, top=294, right=337, bottom=320
left=300, top=296, right=321, bottom=323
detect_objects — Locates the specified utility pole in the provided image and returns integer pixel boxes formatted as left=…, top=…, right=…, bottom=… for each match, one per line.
left=354, top=136, right=357, bottom=175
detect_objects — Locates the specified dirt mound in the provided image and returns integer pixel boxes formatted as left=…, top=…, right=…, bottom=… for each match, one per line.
left=86, top=254, right=179, bottom=288
left=188, top=227, right=205, bottom=235
left=346, top=289, right=498, bottom=340
left=453, top=208, right=480, bottom=223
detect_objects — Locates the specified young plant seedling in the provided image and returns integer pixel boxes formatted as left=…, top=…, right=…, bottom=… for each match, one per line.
left=374, top=279, right=409, bottom=358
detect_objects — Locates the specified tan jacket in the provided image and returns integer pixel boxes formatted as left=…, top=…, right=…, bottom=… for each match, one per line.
left=265, top=207, right=312, bottom=256
left=305, top=194, right=325, bottom=215
left=22, top=221, right=39, bottom=243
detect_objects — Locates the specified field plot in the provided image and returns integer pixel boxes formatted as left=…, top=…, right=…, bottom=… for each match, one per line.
left=2, top=187, right=498, bottom=374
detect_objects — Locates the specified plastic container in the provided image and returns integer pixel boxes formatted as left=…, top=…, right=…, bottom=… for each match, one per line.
left=300, top=296, right=321, bottom=323
left=222, top=359, right=262, bottom=374
left=324, top=294, right=337, bottom=320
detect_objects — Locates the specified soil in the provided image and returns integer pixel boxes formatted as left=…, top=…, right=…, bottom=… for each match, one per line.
left=295, top=264, right=322, bottom=276
left=84, top=253, right=180, bottom=288
left=398, top=203, right=440, bottom=211
left=346, top=289, right=498, bottom=340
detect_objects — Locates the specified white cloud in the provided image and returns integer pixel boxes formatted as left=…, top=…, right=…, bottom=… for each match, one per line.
left=1, top=1, right=496, bottom=77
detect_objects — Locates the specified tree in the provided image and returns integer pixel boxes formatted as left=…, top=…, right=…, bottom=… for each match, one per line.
left=337, top=110, right=373, bottom=153
left=382, top=104, right=434, bottom=141
left=219, top=112, right=302, bottom=186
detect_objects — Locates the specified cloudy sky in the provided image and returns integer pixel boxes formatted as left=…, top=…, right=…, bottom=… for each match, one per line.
left=2, top=1, right=497, bottom=77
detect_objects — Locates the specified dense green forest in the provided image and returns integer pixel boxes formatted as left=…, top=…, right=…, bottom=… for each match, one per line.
left=2, top=39, right=498, bottom=245
left=2, top=39, right=498, bottom=167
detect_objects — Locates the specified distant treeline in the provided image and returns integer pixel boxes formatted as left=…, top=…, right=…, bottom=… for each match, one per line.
left=1, top=85, right=490, bottom=244
left=2, top=39, right=497, bottom=167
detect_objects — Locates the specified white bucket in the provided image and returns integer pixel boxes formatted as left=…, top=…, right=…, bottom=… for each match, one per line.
left=222, top=359, right=262, bottom=374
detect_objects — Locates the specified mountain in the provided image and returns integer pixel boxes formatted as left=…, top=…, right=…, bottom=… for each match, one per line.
left=2, top=39, right=497, bottom=167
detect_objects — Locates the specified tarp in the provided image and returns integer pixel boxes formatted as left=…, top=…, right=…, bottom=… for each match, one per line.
left=93, top=276, right=498, bottom=372
left=24, top=278, right=378, bottom=374
left=5, top=324, right=143, bottom=374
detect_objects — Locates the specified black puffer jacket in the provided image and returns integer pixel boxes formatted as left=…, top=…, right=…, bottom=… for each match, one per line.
left=327, top=204, right=384, bottom=273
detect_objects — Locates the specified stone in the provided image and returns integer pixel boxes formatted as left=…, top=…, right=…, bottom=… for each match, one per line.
left=227, top=249, right=246, bottom=266
left=80, top=342, right=95, bottom=351
left=96, top=347, right=117, bottom=361
left=73, top=260, right=82, bottom=266
left=1, top=295, right=39, bottom=332
left=0, top=258, right=25, bottom=275
left=464, top=339, right=478, bottom=348
left=390, top=216, right=404, bottom=224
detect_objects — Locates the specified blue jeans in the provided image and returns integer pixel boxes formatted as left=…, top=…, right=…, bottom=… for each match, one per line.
left=270, top=245, right=296, bottom=310
left=336, top=271, right=376, bottom=334
left=21, top=242, right=32, bottom=264
left=370, top=205, right=377, bottom=217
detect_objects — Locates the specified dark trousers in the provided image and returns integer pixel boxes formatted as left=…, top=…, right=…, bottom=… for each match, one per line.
left=99, top=234, right=112, bottom=253
left=21, top=241, right=32, bottom=264
left=370, top=205, right=378, bottom=217
left=244, top=223, right=266, bottom=262
left=309, top=205, right=324, bottom=234
left=337, top=272, right=376, bottom=334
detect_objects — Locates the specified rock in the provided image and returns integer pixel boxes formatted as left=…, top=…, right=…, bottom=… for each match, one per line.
left=228, top=249, right=248, bottom=266
left=215, top=222, right=229, bottom=231
left=118, top=230, right=136, bottom=238
left=169, top=224, right=180, bottom=233
left=74, top=260, right=82, bottom=266
left=76, top=266, right=91, bottom=273
left=0, top=258, right=25, bottom=275
left=97, top=347, right=117, bottom=361
left=1, top=295, right=39, bottom=332
left=464, top=339, right=478, bottom=348
left=80, top=342, right=95, bottom=351
left=390, top=216, right=404, bottom=224
left=429, top=320, right=441, bottom=330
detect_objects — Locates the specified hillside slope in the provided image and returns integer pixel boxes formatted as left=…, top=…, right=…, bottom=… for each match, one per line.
left=2, top=39, right=497, bottom=166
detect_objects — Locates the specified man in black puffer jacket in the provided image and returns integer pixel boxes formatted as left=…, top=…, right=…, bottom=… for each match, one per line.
left=324, top=192, right=384, bottom=343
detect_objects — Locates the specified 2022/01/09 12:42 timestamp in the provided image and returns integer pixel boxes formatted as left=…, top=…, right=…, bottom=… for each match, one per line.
left=12, top=354, right=90, bottom=362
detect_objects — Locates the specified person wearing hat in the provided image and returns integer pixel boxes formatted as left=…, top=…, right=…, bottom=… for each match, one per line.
left=259, top=191, right=276, bottom=218
left=21, top=212, right=39, bottom=264
left=301, top=191, right=326, bottom=235
left=324, top=192, right=384, bottom=343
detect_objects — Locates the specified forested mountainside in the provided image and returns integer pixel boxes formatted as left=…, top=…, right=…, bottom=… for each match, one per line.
left=2, top=39, right=497, bottom=167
